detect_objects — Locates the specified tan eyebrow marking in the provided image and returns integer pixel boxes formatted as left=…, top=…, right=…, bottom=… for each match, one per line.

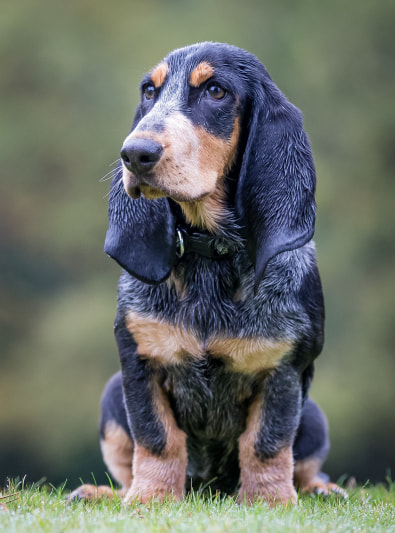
left=189, top=61, right=215, bottom=87
left=151, top=62, right=169, bottom=89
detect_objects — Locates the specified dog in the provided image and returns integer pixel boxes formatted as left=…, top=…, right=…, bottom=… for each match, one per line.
left=70, top=42, right=344, bottom=506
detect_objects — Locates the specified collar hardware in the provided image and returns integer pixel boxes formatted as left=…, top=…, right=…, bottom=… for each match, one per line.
left=175, top=226, right=240, bottom=260
left=175, top=228, right=185, bottom=258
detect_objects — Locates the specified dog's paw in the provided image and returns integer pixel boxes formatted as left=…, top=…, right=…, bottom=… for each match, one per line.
left=67, top=484, right=118, bottom=503
left=238, top=483, right=298, bottom=507
left=123, top=484, right=183, bottom=505
left=302, top=479, right=348, bottom=499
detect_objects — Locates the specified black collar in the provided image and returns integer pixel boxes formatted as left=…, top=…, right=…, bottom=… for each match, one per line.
left=175, top=226, right=242, bottom=260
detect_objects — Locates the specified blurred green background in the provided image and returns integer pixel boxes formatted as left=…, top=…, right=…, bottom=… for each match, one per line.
left=1, top=0, right=394, bottom=490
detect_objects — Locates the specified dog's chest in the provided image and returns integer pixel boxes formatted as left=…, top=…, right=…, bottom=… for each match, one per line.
left=163, top=356, right=256, bottom=442
left=122, top=259, right=296, bottom=374
left=126, top=307, right=293, bottom=373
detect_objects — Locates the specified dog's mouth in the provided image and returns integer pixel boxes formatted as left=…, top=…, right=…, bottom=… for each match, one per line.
left=120, top=116, right=224, bottom=205
left=123, top=169, right=166, bottom=200
left=128, top=185, right=141, bottom=200
left=127, top=183, right=165, bottom=201
left=124, top=171, right=211, bottom=203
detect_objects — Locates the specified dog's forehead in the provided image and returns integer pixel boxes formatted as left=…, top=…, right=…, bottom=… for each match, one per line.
left=135, top=43, right=267, bottom=130
left=165, top=43, right=245, bottom=78
left=147, top=42, right=261, bottom=89
left=165, top=42, right=251, bottom=67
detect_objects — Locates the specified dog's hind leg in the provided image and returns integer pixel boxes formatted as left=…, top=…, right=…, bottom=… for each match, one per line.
left=100, top=371, right=134, bottom=489
left=293, top=398, right=346, bottom=497
left=68, top=372, right=133, bottom=502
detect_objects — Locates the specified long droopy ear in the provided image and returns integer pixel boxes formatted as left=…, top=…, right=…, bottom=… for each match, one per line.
left=236, top=72, right=316, bottom=289
left=104, top=164, right=176, bottom=284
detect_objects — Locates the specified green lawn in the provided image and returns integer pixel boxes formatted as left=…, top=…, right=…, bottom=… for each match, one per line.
left=1, top=481, right=394, bottom=532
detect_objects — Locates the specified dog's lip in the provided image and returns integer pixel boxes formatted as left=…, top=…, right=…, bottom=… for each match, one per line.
left=128, top=186, right=141, bottom=199
left=124, top=173, right=211, bottom=203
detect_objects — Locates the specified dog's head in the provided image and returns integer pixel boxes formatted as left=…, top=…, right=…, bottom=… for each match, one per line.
left=105, top=43, right=316, bottom=286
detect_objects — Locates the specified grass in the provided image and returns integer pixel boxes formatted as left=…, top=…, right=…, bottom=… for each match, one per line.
left=0, top=479, right=394, bottom=532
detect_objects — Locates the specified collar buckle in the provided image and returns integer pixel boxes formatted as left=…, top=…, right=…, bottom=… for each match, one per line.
left=176, top=226, right=239, bottom=260
left=176, top=228, right=185, bottom=258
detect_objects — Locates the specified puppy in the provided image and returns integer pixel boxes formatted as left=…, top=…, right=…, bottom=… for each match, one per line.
left=70, top=42, right=343, bottom=506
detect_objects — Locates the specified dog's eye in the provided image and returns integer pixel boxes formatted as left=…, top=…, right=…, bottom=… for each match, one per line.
left=207, top=83, right=226, bottom=100
left=143, top=83, right=156, bottom=100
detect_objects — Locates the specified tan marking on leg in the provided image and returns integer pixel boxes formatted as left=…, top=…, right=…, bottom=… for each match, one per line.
left=293, top=456, right=321, bottom=490
left=189, top=61, right=215, bottom=87
left=67, top=423, right=133, bottom=502
left=101, top=421, right=134, bottom=489
left=126, top=311, right=204, bottom=364
left=294, top=454, right=347, bottom=498
left=67, top=484, right=125, bottom=502
left=208, top=336, right=293, bottom=373
left=151, top=62, right=169, bottom=89
left=301, top=478, right=348, bottom=499
left=294, top=458, right=348, bottom=499
left=238, top=398, right=297, bottom=506
left=124, top=381, right=187, bottom=504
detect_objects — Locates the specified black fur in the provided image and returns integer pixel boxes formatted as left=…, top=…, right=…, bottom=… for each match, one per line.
left=114, top=313, right=167, bottom=454
left=100, top=42, right=330, bottom=499
left=104, top=188, right=176, bottom=284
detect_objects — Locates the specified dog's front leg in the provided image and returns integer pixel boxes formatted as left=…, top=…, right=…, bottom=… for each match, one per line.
left=238, top=364, right=301, bottom=507
left=115, top=318, right=187, bottom=504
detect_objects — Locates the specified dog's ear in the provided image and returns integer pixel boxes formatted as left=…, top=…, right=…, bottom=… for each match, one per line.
left=104, top=164, right=176, bottom=284
left=104, top=103, right=177, bottom=284
left=236, top=71, right=316, bottom=289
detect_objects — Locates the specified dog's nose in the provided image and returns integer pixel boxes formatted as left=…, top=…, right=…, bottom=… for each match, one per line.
left=120, top=138, right=163, bottom=174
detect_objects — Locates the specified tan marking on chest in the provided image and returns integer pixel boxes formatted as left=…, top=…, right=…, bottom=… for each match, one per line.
left=151, top=62, right=169, bottom=88
left=126, top=311, right=204, bottom=364
left=207, top=337, right=293, bottom=373
left=126, top=311, right=292, bottom=372
left=189, top=61, right=214, bottom=87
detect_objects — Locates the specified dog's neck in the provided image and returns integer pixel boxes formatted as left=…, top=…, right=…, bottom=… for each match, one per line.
left=177, top=183, right=229, bottom=234
left=169, top=183, right=242, bottom=248
left=175, top=165, right=242, bottom=237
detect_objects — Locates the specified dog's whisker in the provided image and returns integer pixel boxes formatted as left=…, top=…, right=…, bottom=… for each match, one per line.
left=105, top=176, right=124, bottom=200
left=99, top=173, right=115, bottom=183
left=99, top=160, right=121, bottom=182
left=100, top=168, right=121, bottom=183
